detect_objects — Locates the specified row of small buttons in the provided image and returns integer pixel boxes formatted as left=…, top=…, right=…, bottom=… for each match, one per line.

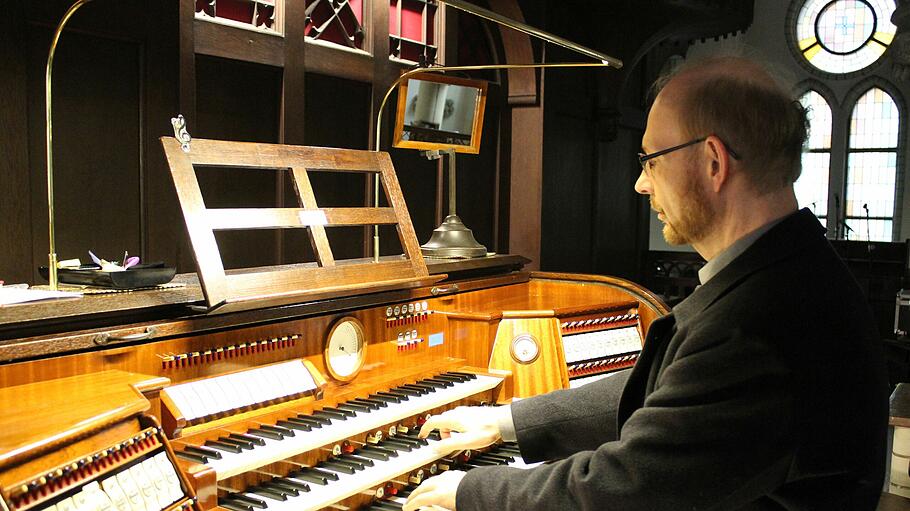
left=159, top=335, right=300, bottom=370
left=395, top=330, right=423, bottom=351
left=567, top=353, right=639, bottom=376
left=560, top=314, right=639, bottom=331
left=386, top=301, right=431, bottom=326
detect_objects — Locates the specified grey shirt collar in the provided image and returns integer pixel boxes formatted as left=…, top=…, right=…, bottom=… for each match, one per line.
left=697, top=216, right=788, bottom=285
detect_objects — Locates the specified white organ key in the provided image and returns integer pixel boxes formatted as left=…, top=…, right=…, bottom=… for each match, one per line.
left=166, top=385, right=201, bottom=422
left=153, top=452, right=185, bottom=503
left=101, top=476, right=132, bottom=511
left=140, top=458, right=170, bottom=509
left=247, top=369, right=272, bottom=405
left=128, top=465, right=156, bottom=511
left=56, top=496, right=78, bottom=511
left=73, top=484, right=100, bottom=511
left=117, top=468, right=145, bottom=511
left=87, top=481, right=115, bottom=511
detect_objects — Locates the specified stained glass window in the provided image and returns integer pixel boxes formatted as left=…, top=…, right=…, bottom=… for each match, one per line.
left=196, top=0, right=281, bottom=34
left=305, top=0, right=365, bottom=50
left=845, top=87, right=899, bottom=241
left=390, top=0, right=438, bottom=64
left=796, top=90, right=832, bottom=225
left=794, top=0, right=895, bottom=75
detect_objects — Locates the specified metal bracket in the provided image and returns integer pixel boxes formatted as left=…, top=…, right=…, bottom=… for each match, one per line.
left=171, top=114, right=192, bottom=152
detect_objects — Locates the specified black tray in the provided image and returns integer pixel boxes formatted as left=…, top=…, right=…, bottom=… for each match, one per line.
left=39, top=263, right=176, bottom=289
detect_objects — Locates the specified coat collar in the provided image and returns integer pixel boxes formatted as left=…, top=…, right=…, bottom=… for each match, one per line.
left=672, top=208, right=825, bottom=329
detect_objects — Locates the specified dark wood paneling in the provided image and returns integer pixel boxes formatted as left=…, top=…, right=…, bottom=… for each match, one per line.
left=145, top=0, right=187, bottom=275
left=194, top=55, right=283, bottom=270
left=194, top=19, right=285, bottom=67
left=0, top=6, right=33, bottom=284
left=27, top=28, right=142, bottom=281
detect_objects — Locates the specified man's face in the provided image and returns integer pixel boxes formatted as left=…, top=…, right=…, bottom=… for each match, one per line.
left=636, top=94, right=715, bottom=246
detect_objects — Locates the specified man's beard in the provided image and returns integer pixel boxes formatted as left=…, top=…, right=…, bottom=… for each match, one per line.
left=654, top=173, right=714, bottom=246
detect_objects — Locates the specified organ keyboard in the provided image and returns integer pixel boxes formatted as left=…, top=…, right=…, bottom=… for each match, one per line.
left=1, top=273, right=667, bottom=511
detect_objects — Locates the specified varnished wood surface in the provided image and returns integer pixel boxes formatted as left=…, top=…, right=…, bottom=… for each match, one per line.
left=0, top=370, right=167, bottom=471
left=0, top=258, right=528, bottom=342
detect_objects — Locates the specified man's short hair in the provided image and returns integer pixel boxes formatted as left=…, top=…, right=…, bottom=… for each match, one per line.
left=653, top=56, right=810, bottom=194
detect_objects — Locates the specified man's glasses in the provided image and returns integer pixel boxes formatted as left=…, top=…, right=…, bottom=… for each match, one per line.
left=638, top=136, right=740, bottom=172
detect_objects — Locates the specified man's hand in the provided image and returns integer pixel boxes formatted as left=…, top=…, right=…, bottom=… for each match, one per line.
left=418, top=406, right=503, bottom=454
left=402, top=470, right=466, bottom=511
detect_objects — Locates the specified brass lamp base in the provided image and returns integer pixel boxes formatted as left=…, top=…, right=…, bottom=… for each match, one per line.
left=421, top=215, right=488, bottom=258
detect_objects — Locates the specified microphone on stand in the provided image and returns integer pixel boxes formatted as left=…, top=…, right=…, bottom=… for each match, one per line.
left=863, top=203, right=871, bottom=241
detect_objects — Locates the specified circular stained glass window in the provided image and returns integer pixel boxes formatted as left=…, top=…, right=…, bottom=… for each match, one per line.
left=791, top=0, right=896, bottom=76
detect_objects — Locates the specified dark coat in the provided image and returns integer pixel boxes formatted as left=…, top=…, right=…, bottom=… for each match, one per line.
left=456, top=209, right=889, bottom=510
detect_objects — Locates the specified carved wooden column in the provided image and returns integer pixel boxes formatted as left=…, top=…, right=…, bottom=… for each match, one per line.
left=488, top=0, right=543, bottom=270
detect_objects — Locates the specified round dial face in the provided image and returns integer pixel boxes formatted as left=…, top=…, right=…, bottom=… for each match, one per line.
left=510, top=334, right=540, bottom=364
left=325, top=317, right=366, bottom=381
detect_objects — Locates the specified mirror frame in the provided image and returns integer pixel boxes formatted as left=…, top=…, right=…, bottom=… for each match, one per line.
left=392, top=72, right=488, bottom=154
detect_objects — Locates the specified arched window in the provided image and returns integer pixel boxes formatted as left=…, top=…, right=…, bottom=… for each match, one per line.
left=845, top=87, right=900, bottom=240
left=796, top=90, right=833, bottom=225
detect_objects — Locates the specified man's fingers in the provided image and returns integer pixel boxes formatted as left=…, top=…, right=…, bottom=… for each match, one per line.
left=402, top=481, right=435, bottom=511
left=418, top=413, right=461, bottom=438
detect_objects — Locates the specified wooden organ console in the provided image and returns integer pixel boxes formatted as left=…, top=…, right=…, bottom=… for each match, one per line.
left=0, top=141, right=669, bottom=511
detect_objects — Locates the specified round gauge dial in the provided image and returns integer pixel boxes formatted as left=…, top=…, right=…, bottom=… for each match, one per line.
left=510, top=334, right=540, bottom=364
left=324, top=317, right=367, bottom=381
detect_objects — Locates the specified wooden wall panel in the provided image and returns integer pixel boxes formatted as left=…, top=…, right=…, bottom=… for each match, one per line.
left=0, top=8, right=32, bottom=284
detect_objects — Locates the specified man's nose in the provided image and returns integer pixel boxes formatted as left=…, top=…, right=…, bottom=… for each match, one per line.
left=634, top=171, right=651, bottom=195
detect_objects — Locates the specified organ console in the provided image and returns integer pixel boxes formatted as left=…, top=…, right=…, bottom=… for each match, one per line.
left=0, top=142, right=669, bottom=511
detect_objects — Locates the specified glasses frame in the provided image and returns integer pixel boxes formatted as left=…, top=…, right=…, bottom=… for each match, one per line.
left=638, top=136, right=740, bottom=172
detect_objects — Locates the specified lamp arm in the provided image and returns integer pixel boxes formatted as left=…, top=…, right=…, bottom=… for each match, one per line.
left=45, top=0, right=94, bottom=290
left=440, top=0, right=622, bottom=67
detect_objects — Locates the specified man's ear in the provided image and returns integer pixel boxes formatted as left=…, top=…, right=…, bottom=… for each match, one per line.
left=704, top=135, right=731, bottom=193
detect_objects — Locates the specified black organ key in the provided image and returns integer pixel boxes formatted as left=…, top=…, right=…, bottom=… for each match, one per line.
left=371, top=502, right=402, bottom=511
left=230, top=433, right=266, bottom=446
left=260, top=424, right=295, bottom=437
left=353, top=397, right=387, bottom=408
left=386, top=435, right=422, bottom=447
left=184, top=444, right=222, bottom=459
left=389, top=387, right=422, bottom=397
left=447, top=371, right=477, bottom=380
left=433, top=374, right=465, bottom=383
left=273, top=478, right=310, bottom=492
left=175, top=450, right=208, bottom=463
left=228, top=494, right=267, bottom=508
left=290, top=415, right=327, bottom=427
left=362, top=445, right=399, bottom=457
left=261, top=481, right=299, bottom=497
left=327, top=457, right=367, bottom=470
left=248, top=487, right=288, bottom=501
left=318, top=460, right=357, bottom=474
left=354, top=448, right=390, bottom=461
left=400, top=383, right=433, bottom=394
left=287, top=470, right=329, bottom=486
left=375, top=391, right=408, bottom=401
left=369, top=393, right=401, bottom=404
left=477, top=452, right=514, bottom=463
left=379, top=439, right=413, bottom=452
left=206, top=439, right=243, bottom=453
left=336, top=402, right=372, bottom=413
left=426, top=430, right=442, bottom=441
left=219, top=500, right=253, bottom=511
left=276, top=419, right=311, bottom=432
left=395, top=433, right=429, bottom=446
left=341, top=453, right=375, bottom=467
left=299, top=467, right=340, bottom=481
left=220, top=436, right=255, bottom=450
left=313, top=410, right=347, bottom=421
left=424, top=378, right=455, bottom=387
left=322, top=406, right=356, bottom=418
left=246, top=428, right=284, bottom=441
